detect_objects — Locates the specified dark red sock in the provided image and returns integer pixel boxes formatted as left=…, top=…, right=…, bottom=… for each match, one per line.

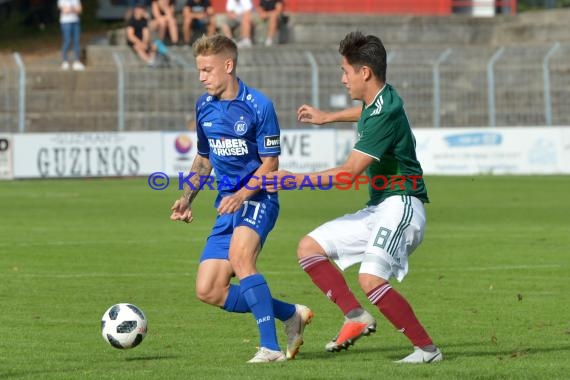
left=299, top=256, right=361, bottom=315
left=367, top=283, right=433, bottom=347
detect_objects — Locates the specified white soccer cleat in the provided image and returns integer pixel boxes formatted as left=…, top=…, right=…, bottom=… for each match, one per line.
left=247, top=347, right=287, bottom=363
left=325, top=310, right=376, bottom=352
left=395, top=346, right=443, bottom=364
left=283, top=304, right=314, bottom=359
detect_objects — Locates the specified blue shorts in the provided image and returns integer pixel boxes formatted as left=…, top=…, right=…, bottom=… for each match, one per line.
left=200, top=192, right=279, bottom=262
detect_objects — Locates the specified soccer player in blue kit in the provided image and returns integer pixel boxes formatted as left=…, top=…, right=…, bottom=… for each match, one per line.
left=170, top=35, right=312, bottom=363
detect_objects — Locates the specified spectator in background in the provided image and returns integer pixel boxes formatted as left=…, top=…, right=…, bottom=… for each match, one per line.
left=58, top=0, right=85, bottom=70
left=151, top=0, right=179, bottom=45
left=219, top=0, right=253, bottom=48
left=125, top=0, right=150, bottom=22
left=254, top=0, right=283, bottom=47
left=127, top=3, right=157, bottom=66
left=182, top=0, right=216, bottom=46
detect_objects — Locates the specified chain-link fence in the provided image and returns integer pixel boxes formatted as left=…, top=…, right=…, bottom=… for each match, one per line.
left=1, top=43, right=569, bottom=133
left=0, top=54, right=19, bottom=132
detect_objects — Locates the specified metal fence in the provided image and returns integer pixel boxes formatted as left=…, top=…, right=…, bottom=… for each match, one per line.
left=0, top=54, right=20, bottom=133
left=1, top=43, right=569, bottom=133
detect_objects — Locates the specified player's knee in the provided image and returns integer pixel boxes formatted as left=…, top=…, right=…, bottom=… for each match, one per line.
left=195, top=284, right=221, bottom=305
left=297, top=235, right=323, bottom=259
left=358, top=272, right=388, bottom=294
left=228, top=252, right=257, bottom=278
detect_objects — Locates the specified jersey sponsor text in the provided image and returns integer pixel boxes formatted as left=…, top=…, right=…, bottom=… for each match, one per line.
left=208, top=138, right=249, bottom=156
left=264, top=135, right=280, bottom=149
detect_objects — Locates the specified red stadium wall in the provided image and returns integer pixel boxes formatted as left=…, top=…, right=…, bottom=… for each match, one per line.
left=211, top=0, right=516, bottom=15
left=285, top=0, right=453, bottom=14
left=211, top=0, right=453, bottom=15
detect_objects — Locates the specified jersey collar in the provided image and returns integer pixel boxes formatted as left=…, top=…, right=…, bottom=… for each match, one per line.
left=365, top=83, right=387, bottom=109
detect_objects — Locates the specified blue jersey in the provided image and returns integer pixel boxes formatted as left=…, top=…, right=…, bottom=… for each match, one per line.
left=195, top=78, right=281, bottom=203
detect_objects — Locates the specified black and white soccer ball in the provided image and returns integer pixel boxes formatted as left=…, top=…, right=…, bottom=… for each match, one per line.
left=101, top=303, right=147, bottom=349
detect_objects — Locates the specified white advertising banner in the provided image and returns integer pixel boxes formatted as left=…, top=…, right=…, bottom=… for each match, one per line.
left=0, top=135, right=12, bottom=180
left=413, top=127, right=569, bottom=175
left=562, top=128, right=570, bottom=174
left=335, top=129, right=356, bottom=165
left=10, top=128, right=570, bottom=179
left=13, top=132, right=162, bottom=178
left=279, top=129, right=336, bottom=173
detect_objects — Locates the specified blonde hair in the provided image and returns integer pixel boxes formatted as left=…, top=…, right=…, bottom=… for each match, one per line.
left=192, top=35, right=238, bottom=64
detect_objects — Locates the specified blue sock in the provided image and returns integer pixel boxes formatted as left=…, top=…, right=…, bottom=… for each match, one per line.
left=223, top=284, right=248, bottom=313
left=240, top=274, right=280, bottom=351
left=222, top=284, right=296, bottom=321
left=272, top=298, right=296, bottom=321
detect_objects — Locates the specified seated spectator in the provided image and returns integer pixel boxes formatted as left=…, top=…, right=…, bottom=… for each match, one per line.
left=182, top=0, right=216, bottom=45
left=219, top=0, right=253, bottom=48
left=126, top=3, right=157, bottom=66
left=254, top=0, right=283, bottom=46
left=151, top=0, right=179, bottom=45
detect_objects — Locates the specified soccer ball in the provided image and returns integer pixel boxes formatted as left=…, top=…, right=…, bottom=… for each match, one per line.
left=101, top=303, right=147, bottom=349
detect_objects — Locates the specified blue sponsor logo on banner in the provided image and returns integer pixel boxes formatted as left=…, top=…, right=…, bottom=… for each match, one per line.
left=444, top=133, right=502, bottom=147
left=528, top=139, right=556, bottom=165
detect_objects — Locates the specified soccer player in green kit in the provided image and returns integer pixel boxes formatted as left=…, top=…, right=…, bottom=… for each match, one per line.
left=268, top=31, right=442, bottom=363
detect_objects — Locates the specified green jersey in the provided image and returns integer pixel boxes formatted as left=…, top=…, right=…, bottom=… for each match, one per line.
left=353, top=84, right=429, bottom=205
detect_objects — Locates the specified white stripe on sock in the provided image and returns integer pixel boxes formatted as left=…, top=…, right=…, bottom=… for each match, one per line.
left=299, top=255, right=328, bottom=270
left=368, top=283, right=392, bottom=304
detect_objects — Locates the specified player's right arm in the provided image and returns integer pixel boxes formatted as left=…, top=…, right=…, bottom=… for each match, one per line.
left=170, top=154, right=212, bottom=223
left=297, top=105, right=361, bottom=125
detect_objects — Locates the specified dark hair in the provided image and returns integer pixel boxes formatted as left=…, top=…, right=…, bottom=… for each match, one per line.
left=339, top=31, right=387, bottom=82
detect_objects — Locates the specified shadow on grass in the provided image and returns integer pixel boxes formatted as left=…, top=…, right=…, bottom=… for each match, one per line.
left=297, top=345, right=405, bottom=360
left=296, top=342, right=570, bottom=362
left=431, top=344, right=570, bottom=362
left=124, top=354, right=180, bottom=362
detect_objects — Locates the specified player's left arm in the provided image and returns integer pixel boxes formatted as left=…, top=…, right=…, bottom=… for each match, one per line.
left=216, top=155, right=278, bottom=215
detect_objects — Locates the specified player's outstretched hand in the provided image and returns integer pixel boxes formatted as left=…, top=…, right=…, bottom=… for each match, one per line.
left=298, top=104, right=327, bottom=125
left=170, top=197, right=194, bottom=223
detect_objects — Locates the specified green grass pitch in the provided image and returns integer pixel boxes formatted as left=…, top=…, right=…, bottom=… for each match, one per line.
left=1, top=176, right=569, bottom=379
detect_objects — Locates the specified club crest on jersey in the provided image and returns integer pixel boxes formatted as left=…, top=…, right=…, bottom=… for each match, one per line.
left=234, top=117, right=248, bottom=136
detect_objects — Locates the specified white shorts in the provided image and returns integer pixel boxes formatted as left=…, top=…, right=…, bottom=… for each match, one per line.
left=308, top=195, right=426, bottom=282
